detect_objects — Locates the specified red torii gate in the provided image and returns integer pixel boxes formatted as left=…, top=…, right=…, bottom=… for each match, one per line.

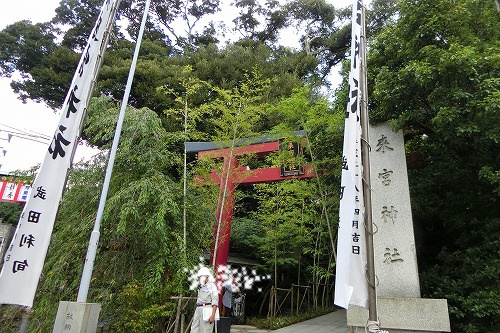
left=186, top=131, right=315, bottom=273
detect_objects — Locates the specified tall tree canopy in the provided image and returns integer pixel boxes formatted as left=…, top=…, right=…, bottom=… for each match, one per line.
left=0, top=0, right=396, bottom=112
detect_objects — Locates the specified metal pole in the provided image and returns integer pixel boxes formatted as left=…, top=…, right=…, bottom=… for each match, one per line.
left=76, top=0, right=152, bottom=303
left=359, top=5, right=378, bottom=323
left=18, top=307, right=31, bottom=333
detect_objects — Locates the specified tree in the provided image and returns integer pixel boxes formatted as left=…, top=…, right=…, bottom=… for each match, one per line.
left=122, top=0, right=221, bottom=49
left=368, top=0, right=500, bottom=331
left=0, top=0, right=401, bottom=113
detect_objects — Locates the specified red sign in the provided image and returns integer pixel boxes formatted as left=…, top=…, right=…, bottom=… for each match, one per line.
left=0, top=181, right=31, bottom=203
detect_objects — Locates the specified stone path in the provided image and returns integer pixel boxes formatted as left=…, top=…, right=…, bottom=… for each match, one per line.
left=230, top=310, right=350, bottom=333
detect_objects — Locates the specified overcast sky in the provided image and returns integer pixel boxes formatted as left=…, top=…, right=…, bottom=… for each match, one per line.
left=0, top=0, right=360, bottom=174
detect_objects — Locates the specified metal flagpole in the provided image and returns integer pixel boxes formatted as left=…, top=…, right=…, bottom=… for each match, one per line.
left=360, top=5, right=386, bottom=333
left=76, top=0, right=152, bottom=303
left=359, top=3, right=377, bottom=320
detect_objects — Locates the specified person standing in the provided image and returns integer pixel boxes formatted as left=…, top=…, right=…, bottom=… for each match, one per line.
left=191, top=266, right=218, bottom=333
left=221, top=278, right=239, bottom=317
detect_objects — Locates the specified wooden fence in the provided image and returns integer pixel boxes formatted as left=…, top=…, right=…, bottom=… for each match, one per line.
left=268, top=282, right=334, bottom=319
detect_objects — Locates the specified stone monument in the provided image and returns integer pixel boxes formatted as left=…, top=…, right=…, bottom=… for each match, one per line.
left=347, top=123, right=450, bottom=332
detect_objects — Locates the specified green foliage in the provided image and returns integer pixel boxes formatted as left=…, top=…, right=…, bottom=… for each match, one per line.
left=230, top=217, right=264, bottom=256
left=0, top=202, right=23, bottom=225
left=255, top=180, right=317, bottom=269
left=421, top=218, right=500, bottom=333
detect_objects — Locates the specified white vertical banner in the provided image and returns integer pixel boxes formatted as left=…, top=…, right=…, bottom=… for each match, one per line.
left=0, top=0, right=119, bottom=307
left=334, top=0, right=368, bottom=309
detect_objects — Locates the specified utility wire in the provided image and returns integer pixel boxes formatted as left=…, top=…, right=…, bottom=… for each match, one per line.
left=0, top=123, right=51, bottom=140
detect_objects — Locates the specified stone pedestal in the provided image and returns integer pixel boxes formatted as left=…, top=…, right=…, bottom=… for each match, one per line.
left=53, top=301, right=101, bottom=333
left=348, top=298, right=450, bottom=332
left=347, top=123, right=450, bottom=332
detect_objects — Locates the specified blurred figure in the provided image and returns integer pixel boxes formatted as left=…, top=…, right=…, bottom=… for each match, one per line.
left=191, top=267, right=218, bottom=333
left=221, top=277, right=239, bottom=317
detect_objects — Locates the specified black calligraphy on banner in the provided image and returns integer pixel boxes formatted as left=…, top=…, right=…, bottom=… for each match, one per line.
left=66, top=85, right=81, bottom=118
left=353, top=35, right=360, bottom=69
left=19, top=234, right=35, bottom=248
left=356, top=0, right=362, bottom=24
left=27, top=210, right=41, bottom=223
left=78, top=47, right=90, bottom=77
left=13, top=260, right=28, bottom=273
left=350, top=78, right=359, bottom=115
left=48, top=125, right=71, bottom=159
left=342, top=156, right=349, bottom=170
left=92, top=17, right=102, bottom=41
left=346, top=78, right=360, bottom=122
left=34, top=186, right=47, bottom=200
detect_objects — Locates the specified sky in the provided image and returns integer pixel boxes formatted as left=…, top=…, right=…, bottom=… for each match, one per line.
left=0, top=0, right=360, bottom=174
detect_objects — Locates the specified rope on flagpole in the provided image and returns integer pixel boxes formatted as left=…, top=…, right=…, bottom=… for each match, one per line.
left=366, top=320, right=389, bottom=333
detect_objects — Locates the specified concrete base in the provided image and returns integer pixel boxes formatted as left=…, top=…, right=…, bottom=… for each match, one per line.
left=347, top=298, right=450, bottom=332
left=53, top=301, right=101, bottom=333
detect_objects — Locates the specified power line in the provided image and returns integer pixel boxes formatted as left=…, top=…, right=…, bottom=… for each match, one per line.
left=0, top=131, right=49, bottom=145
left=0, top=123, right=51, bottom=141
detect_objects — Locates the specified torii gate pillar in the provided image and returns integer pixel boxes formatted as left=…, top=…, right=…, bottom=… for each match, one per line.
left=211, top=154, right=238, bottom=268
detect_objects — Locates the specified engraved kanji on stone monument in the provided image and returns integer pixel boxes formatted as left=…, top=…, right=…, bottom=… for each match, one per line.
left=378, top=168, right=393, bottom=186
left=383, top=247, right=404, bottom=264
left=375, top=134, right=394, bottom=153
left=369, top=124, right=420, bottom=297
left=381, top=205, right=398, bottom=224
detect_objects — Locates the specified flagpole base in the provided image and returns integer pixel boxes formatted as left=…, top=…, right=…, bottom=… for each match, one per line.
left=367, top=320, right=389, bottom=333
left=53, top=301, right=101, bottom=333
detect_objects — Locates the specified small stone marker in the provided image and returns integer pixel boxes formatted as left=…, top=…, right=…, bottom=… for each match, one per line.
left=53, top=301, right=101, bottom=333
left=347, top=123, right=450, bottom=332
